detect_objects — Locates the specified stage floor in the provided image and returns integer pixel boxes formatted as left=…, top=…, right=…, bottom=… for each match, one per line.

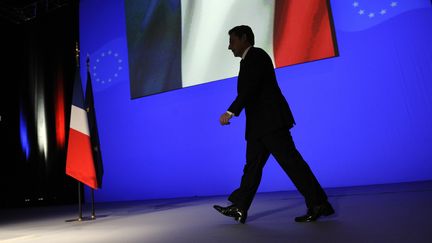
left=1, top=180, right=432, bottom=243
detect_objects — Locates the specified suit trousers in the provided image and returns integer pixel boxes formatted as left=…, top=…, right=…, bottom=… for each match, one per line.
left=228, top=127, right=328, bottom=211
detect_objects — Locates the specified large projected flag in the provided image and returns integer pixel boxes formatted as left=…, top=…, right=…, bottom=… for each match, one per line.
left=125, top=0, right=337, bottom=99
left=66, top=63, right=102, bottom=189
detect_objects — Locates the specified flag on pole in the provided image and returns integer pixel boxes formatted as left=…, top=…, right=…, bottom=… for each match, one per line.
left=84, top=57, right=104, bottom=188
left=66, top=60, right=102, bottom=189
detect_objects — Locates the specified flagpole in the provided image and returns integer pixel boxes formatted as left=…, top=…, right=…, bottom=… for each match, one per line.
left=78, top=182, right=83, bottom=221
left=75, top=42, right=80, bottom=67
left=87, top=56, right=96, bottom=221
left=76, top=42, right=83, bottom=222
left=75, top=41, right=82, bottom=221
left=91, top=188, right=96, bottom=219
left=66, top=181, right=84, bottom=222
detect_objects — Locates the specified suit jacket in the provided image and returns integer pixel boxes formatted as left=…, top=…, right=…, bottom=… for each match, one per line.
left=228, top=47, right=295, bottom=140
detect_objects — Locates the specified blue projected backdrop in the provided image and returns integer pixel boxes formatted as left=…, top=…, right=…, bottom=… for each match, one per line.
left=79, top=0, right=432, bottom=202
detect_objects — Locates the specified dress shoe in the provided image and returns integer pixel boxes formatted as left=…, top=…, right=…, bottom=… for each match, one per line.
left=295, top=202, right=335, bottom=222
left=213, top=204, right=248, bottom=224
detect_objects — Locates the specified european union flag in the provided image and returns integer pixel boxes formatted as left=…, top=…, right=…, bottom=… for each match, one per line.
left=332, top=0, right=431, bottom=31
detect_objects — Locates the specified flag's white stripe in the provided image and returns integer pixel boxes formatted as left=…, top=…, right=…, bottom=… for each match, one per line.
left=70, top=105, right=90, bottom=136
left=181, top=0, right=275, bottom=88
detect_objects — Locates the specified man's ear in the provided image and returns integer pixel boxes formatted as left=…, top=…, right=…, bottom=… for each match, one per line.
left=241, top=34, right=248, bottom=43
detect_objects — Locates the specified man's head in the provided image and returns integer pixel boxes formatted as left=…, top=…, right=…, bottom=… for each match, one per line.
left=228, top=25, right=254, bottom=57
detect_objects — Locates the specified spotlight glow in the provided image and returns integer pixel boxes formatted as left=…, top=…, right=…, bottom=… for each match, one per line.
left=35, top=81, right=48, bottom=162
left=55, top=72, right=66, bottom=148
left=19, top=107, right=30, bottom=160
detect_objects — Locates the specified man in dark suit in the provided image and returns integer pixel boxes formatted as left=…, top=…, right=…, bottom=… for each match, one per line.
left=214, top=25, right=334, bottom=224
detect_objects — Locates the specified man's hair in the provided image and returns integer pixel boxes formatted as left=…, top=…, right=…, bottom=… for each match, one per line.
left=228, top=25, right=255, bottom=46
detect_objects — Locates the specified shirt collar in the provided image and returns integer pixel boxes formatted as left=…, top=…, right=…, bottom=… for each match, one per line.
left=241, top=46, right=252, bottom=60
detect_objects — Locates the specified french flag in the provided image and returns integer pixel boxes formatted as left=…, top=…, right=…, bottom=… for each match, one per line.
left=126, top=0, right=337, bottom=98
left=66, top=66, right=99, bottom=189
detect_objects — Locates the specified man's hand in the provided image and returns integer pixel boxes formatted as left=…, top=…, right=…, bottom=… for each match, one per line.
left=220, top=112, right=233, bottom=125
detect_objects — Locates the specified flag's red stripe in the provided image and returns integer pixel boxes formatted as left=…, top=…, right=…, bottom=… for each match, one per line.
left=273, top=0, right=336, bottom=68
left=66, top=129, right=98, bottom=189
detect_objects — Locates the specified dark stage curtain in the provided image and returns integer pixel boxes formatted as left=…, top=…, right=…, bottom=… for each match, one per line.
left=0, top=1, right=79, bottom=208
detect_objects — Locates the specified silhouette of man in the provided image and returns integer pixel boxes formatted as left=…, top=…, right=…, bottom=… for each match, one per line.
left=214, top=25, right=334, bottom=224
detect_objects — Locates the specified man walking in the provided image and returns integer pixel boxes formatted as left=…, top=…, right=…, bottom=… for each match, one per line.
left=214, top=25, right=334, bottom=224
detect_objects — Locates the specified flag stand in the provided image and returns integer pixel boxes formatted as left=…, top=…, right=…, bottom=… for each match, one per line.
left=78, top=181, right=83, bottom=221
left=65, top=181, right=97, bottom=222
left=65, top=181, right=83, bottom=222
left=65, top=44, right=103, bottom=223
left=91, top=188, right=96, bottom=219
